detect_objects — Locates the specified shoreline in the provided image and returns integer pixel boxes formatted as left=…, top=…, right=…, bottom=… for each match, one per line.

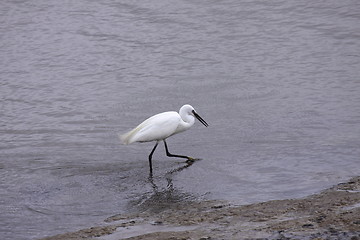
left=41, top=177, right=360, bottom=240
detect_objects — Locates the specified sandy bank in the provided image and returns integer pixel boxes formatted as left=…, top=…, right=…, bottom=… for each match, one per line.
left=40, top=177, right=360, bottom=240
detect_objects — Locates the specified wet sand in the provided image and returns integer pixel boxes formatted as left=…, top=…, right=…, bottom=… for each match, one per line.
left=40, top=177, right=360, bottom=240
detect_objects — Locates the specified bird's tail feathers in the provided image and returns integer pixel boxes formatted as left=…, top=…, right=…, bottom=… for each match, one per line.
left=118, top=132, right=131, bottom=145
left=119, top=127, right=140, bottom=145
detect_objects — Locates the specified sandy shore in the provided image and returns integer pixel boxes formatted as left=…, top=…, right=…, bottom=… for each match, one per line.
left=41, top=177, right=360, bottom=240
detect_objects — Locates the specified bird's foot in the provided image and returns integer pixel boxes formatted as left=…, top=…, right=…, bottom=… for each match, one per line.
left=186, top=157, right=201, bottom=163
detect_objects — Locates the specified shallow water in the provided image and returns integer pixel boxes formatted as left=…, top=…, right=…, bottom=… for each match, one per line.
left=1, top=0, right=360, bottom=239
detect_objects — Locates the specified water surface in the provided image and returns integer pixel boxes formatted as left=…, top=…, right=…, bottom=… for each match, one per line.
left=1, top=1, right=360, bottom=239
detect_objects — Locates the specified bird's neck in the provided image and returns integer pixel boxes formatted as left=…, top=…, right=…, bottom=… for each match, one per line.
left=178, top=115, right=195, bottom=131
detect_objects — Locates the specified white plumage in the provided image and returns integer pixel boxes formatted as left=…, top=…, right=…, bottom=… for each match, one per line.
left=120, top=104, right=208, bottom=173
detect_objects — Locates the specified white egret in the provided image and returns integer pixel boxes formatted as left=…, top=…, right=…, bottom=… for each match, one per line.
left=120, top=104, right=208, bottom=173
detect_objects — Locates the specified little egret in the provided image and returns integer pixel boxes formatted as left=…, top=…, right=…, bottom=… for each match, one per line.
left=120, top=104, right=208, bottom=173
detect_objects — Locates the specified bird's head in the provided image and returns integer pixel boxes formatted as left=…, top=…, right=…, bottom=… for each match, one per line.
left=180, top=104, right=208, bottom=127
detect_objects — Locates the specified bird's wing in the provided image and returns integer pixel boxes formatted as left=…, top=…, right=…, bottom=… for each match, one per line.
left=134, top=112, right=180, bottom=142
left=120, top=112, right=180, bottom=144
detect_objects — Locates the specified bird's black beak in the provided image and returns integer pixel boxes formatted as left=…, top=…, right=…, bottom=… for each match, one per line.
left=192, top=110, right=209, bottom=127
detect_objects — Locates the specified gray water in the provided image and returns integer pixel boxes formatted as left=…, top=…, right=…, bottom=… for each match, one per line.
left=1, top=0, right=360, bottom=239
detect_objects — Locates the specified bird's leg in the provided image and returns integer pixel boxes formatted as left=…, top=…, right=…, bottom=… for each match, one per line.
left=148, top=141, right=159, bottom=173
left=163, top=140, right=195, bottom=162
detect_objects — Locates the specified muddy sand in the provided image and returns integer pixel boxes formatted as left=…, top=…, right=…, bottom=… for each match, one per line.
left=41, top=177, right=360, bottom=240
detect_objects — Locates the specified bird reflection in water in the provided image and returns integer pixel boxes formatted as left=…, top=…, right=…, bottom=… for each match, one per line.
left=134, top=160, right=198, bottom=213
left=149, top=159, right=196, bottom=191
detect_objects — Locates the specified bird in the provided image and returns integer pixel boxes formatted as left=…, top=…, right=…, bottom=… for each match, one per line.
left=119, top=104, right=208, bottom=173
